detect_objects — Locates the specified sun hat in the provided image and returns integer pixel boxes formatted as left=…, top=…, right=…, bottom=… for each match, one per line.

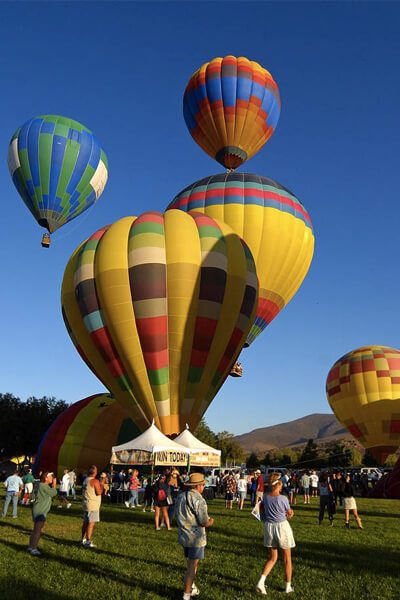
left=185, top=473, right=206, bottom=487
left=255, top=469, right=261, bottom=474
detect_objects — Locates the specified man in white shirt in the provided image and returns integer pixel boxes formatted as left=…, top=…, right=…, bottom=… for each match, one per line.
left=237, top=473, right=248, bottom=510
left=309, top=471, right=319, bottom=498
left=2, top=469, right=23, bottom=518
left=58, top=469, right=72, bottom=509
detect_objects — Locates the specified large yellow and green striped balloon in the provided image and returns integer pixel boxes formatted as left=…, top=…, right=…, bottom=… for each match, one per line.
left=8, top=114, right=108, bottom=236
left=62, top=210, right=259, bottom=435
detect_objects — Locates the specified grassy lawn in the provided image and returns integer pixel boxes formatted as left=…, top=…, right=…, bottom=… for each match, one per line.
left=0, top=492, right=399, bottom=600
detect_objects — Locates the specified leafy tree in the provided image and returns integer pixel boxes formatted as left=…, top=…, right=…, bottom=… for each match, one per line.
left=384, top=454, right=398, bottom=467
left=246, top=452, right=259, bottom=469
left=362, top=451, right=379, bottom=467
left=299, top=438, right=318, bottom=466
left=349, top=447, right=363, bottom=467
left=327, top=443, right=352, bottom=467
left=194, top=418, right=217, bottom=447
left=215, top=431, right=245, bottom=464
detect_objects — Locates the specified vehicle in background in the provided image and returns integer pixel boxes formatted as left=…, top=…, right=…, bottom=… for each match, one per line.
left=360, top=467, right=383, bottom=482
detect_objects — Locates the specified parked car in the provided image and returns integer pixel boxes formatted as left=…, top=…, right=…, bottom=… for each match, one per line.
left=360, top=467, right=382, bottom=481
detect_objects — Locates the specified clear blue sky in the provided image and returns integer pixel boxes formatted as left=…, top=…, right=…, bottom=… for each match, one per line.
left=1, top=2, right=399, bottom=435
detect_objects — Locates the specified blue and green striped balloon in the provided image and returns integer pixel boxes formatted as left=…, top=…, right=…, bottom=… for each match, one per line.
left=8, top=114, right=108, bottom=235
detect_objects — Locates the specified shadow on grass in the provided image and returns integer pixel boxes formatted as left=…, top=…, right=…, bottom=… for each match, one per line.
left=0, top=538, right=181, bottom=599
left=298, top=538, right=399, bottom=577
left=1, top=578, right=74, bottom=600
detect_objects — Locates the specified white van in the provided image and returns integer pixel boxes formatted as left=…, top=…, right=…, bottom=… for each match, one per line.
left=360, top=468, right=382, bottom=482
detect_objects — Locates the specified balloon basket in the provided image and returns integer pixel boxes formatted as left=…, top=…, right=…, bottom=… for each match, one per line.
left=229, top=362, right=243, bottom=378
left=41, top=233, right=51, bottom=248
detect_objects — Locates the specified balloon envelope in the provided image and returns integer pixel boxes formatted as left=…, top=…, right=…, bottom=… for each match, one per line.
left=168, top=173, right=314, bottom=345
left=62, top=210, right=258, bottom=435
left=326, top=345, right=400, bottom=463
left=8, top=115, right=108, bottom=234
left=183, top=56, right=280, bottom=169
left=35, top=394, right=140, bottom=477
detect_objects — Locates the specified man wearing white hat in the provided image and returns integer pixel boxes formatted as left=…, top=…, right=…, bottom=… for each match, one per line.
left=175, top=472, right=214, bottom=600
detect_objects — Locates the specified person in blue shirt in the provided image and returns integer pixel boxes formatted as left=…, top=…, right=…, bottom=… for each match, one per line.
left=2, top=469, right=24, bottom=518
left=256, top=472, right=295, bottom=595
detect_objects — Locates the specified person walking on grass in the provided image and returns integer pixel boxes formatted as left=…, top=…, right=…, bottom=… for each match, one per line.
left=153, top=473, right=171, bottom=530
left=81, top=465, right=103, bottom=548
left=300, top=471, right=310, bottom=504
left=22, top=469, right=35, bottom=505
left=224, top=471, right=236, bottom=510
left=2, top=469, right=23, bottom=518
left=237, top=472, right=248, bottom=510
left=125, top=468, right=141, bottom=509
left=28, top=471, right=57, bottom=556
left=318, top=472, right=334, bottom=526
left=57, top=468, right=72, bottom=509
left=175, top=472, right=214, bottom=600
left=343, top=473, right=363, bottom=529
left=256, top=472, right=295, bottom=595
left=255, top=469, right=264, bottom=502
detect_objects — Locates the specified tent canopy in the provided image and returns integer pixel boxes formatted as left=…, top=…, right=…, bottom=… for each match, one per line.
left=174, top=426, right=221, bottom=456
left=111, top=421, right=189, bottom=466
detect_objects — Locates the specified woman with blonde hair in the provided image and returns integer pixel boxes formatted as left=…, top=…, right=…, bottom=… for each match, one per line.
left=256, top=472, right=295, bottom=595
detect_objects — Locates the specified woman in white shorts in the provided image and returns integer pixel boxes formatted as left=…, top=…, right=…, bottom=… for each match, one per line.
left=256, top=473, right=295, bottom=595
left=342, top=474, right=363, bottom=529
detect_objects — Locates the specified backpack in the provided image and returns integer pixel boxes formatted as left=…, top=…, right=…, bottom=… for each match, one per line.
left=157, top=487, right=167, bottom=502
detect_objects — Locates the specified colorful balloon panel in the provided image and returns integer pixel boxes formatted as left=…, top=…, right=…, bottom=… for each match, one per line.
left=168, top=173, right=314, bottom=346
left=326, top=345, right=400, bottom=462
left=35, top=394, right=140, bottom=478
left=62, top=210, right=259, bottom=435
left=183, top=56, right=281, bottom=169
left=8, top=115, right=108, bottom=234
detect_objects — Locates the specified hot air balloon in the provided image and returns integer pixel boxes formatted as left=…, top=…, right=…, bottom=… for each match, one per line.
left=168, top=173, right=314, bottom=346
left=183, top=56, right=280, bottom=170
left=326, top=345, right=400, bottom=463
left=61, top=210, right=258, bottom=435
left=8, top=115, right=108, bottom=247
left=35, top=394, right=140, bottom=477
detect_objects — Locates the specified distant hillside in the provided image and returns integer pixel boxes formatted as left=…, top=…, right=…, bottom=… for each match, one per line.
left=234, top=413, right=352, bottom=454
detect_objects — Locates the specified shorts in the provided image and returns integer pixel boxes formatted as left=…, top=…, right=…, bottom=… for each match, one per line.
left=225, top=492, right=234, bottom=501
left=58, top=491, right=67, bottom=498
left=33, top=514, right=46, bottom=523
left=184, top=546, right=205, bottom=560
left=238, top=491, right=246, bottom=500
left=263, top=520, right=295, bottom=549
left=256, top=491, right=264, bottom=501
left=303, top=487, right=309, bottom=494
left=343, top=497, right=357, bottom=510
left=83, top=510, right=100, bottom=523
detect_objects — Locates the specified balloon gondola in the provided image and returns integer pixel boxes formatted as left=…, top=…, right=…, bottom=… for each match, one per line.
left=229, top=361, right=243, bottom=378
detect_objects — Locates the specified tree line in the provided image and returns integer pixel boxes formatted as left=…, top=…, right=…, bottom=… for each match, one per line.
left=0, top=393, right=68, bottom=460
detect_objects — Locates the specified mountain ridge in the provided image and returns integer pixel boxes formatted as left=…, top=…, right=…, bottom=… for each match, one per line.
left=234, top=413, right=351, bottom=454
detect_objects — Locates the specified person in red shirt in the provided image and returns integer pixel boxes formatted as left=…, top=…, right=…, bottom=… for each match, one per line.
left=125, top=469, right=141, bottom=508
left=256, top=470, right=264, bottom=502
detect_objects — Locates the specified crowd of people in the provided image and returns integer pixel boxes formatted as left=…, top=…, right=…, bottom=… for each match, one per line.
left=1, top=464, right=368, bottom=598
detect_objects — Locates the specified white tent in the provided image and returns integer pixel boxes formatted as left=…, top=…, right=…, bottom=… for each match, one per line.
left=174, top=426, right=221, bottom=467
left=110, top=421, right=189, bottom=466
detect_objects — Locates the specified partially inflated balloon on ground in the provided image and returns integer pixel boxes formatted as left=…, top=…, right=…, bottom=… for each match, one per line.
left=183, top=56, right=280, bottom=169
left=35, top=394, right=140, bottom=477
left=61, top=210, right=258, bottom=435
left=8, top=115, right=108, bottom=245
left=369, top=456, right=400, bottom=499
left=168, top=173, right=314, bottom=346
left=326, top=346, right=400, bottom=463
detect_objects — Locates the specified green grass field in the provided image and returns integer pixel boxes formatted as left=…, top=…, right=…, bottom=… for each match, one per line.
left=0, top=493, right=399, bottom=600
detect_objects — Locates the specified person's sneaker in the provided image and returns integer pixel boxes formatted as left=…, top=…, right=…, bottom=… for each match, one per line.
left=160, top=522, right=166, bottom=528
left=255, top=582, right=267, bottom=595
left=142, top=508, right=146, bottom=512
left=27, top=547, right=33, bottom=553
left=137, top=504, right=142, bottom=507
left=124, top=501, right=130, bottom=508
left=156, top=527, right=161, bottom=531
left=285, top=585, right=294, bottom=593
left=150, top=508, right=155, bottom=512
left=81, top=538, right=87, bottom=545
left=12, top=515, right=18, bottom=518
left=191, top=582, right=200, bottom=596
left=30, top=548, right=41, bottom=556
left=66, top=503, right=72, bottom=509
left=345, top=522, right=350, bottom=529
left=84, top=540, right=96, bottom=548
left=57, top=505, right=62, bottom=509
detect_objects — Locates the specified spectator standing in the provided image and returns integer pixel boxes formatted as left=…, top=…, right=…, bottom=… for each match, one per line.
left=81, top=465, right=103, bottom=548
left=175, top=472, right=214, bottom=600
left=237, top=473, right=248, bottom=510
left=255, top=470, right=264, bottom=502
left=28, top=471, right=57, bottom=556
left=2, top=469, right=23, bottom=518
left=250, top=473, right=258, bottom=507
left=318, top=473, right=334, bottom=526
left=68, top=469, right=77, bottom=500
left=22, top=469, right=35, bottom=505
left=224, top=471, right=237, bottom=510
left=100, top=472, right=110, bottom=500
left=309, top=471, right=319, bottom=498
left=256, top=472, right=295, bottom=595
left=300, top=472, right=310, bottom=504
left=153, top=474, right=171, bottom=531
left=58, top=469, right=72, bottom=509
left=343, top=473, right=363, bottom=529
left=142, top=478, right=155, bottom=512
left=125, top=469, right=141, bottom=508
